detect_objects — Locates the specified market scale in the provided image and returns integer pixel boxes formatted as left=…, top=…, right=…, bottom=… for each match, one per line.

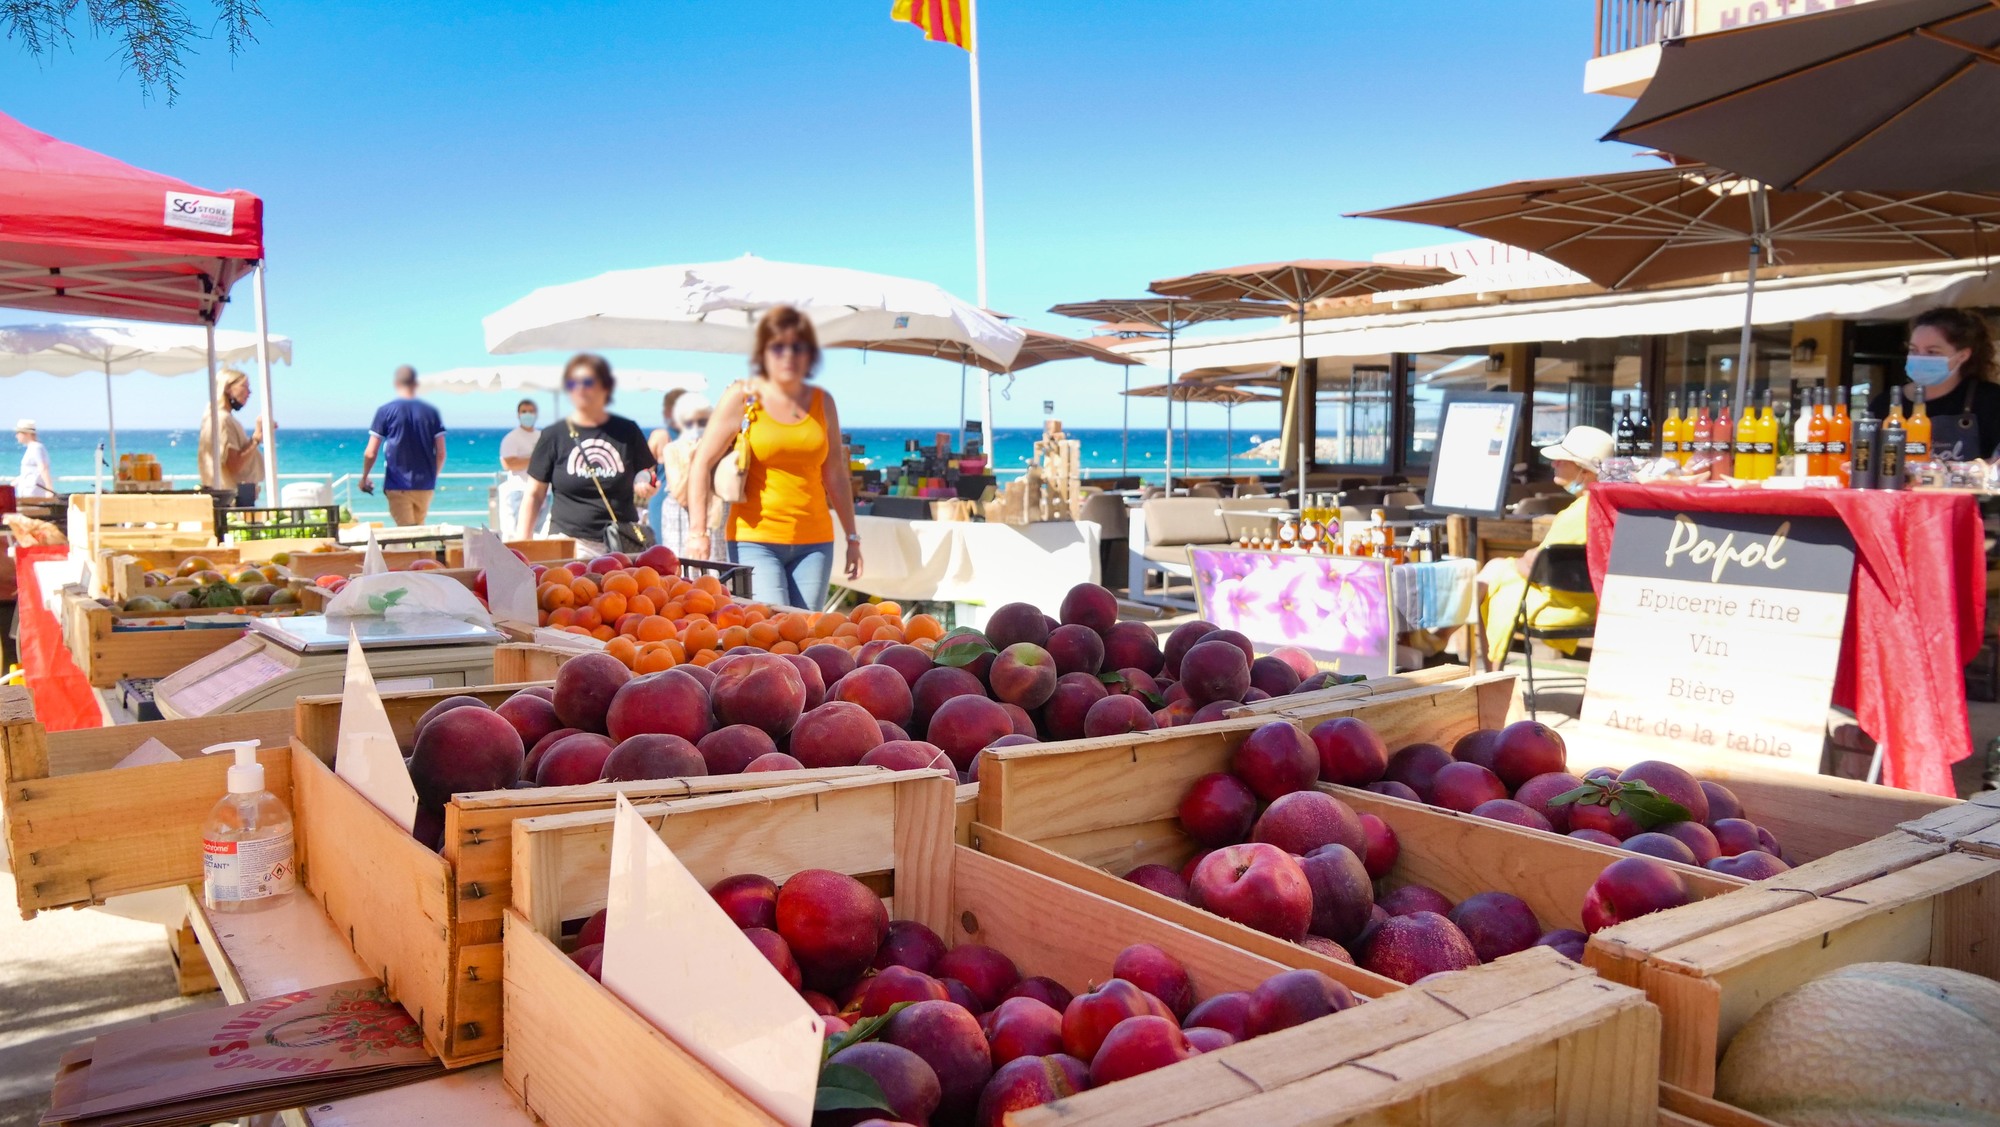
left=153, top=614, right=503, bottom=719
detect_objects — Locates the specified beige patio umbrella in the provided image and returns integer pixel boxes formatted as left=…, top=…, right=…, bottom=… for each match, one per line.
left=1349, top=164, right=2000, bottom=406
left=1148, top=261, right=1458, bottom=496
left=1048, top=297, right=1275, bottom=488
left=1123, top=380, right=1280, bottom=476
left=839, top=327, right=1141, bottom=459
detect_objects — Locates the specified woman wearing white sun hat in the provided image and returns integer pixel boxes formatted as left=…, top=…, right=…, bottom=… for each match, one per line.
left=1478, top=424, right=1614, bottom=669
left=13, top=419, right=52, bottom=499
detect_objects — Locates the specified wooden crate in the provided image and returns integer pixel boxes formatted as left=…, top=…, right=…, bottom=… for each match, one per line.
left=66, top=492, right=215, bottom=553
left=1587, top=796, right=2000, bottom=1101
left=1, top=683, right=297, bottom=917
left=285, top=547, right=444, bottom=580
left=502, top=772, right=1658, bottom=1127
left=59, top=588, right=303, bottom=687
left=490, top=643, right=568, bottom=683
left=444, top=537, right=577, bottom=567
left=1224, top=663, right=1489, bottom=718
left=287, top=682, right=889, bottom=1067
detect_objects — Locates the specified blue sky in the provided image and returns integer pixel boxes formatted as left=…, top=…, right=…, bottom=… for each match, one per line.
left=2, top=1, right=1627, bottom=433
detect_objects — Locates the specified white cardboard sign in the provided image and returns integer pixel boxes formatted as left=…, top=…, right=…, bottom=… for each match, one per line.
left=600, top=795, right=821, bottom=1126
left=333, top=630, right=419, bottom=831
left=362, top=526, right=388, bottom=576
left=465, top=528, right=537, bottom=628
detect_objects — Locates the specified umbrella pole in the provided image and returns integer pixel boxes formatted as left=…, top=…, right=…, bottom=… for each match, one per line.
left=1735, top=241, right=1762, bottom=411
left=1165, top=322, right=1176, bottom=497
left=981, top=369, right=994, bottom=471
left=1121, top=368, right=1130, bottom=478
left=958, top=361, right=967, bottom=450
left=205, top=323, right=221, bottom=493
left=1296, top=304, right=1308, bottom=506
left=102, top=360, right=117, bottom=474
left=1226, top=403, right=1234, bottom=476
left=253, top=261, right=278, bottom=503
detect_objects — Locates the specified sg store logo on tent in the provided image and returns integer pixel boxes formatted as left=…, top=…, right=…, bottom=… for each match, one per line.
left=163, top=191, right=236, bottom=236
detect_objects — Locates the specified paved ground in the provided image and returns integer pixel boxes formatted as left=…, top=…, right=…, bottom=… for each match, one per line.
left=0, top=873, right=219, bottom=1127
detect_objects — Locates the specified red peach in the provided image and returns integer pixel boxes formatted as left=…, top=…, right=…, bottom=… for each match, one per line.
left=496, top=692, right=565, bottom=751
left=878, top=720, right=910, bottom=743
left=884, top=999, right=993, bottom=1121
left=1379, top=884, right=1455, bottom=918
left=1045, top=624, right=1105, bottom=678
left=1177, top=772, right=1258, bottom=848
left=933, top=944, right=1020, bottom=1011
left=1184, top=1026, right=1235, bottom=1053
left=1083, top=693, right=1157, bottom=737
left=1190, top=701, right=1239, bottom=724
left=1111, top=943, right=1194, bottom=1020
left=1299, top=843, right=1375, bottom=944
left=869, top=644, right=932, bottom=688
left=825, top=1042, right=940, bottom=1127
left=1002, top=977, right=1074, bottom=1012
left=1448, top=891, right=1541, bottom=963
left=1061, top=978, right=1174, bottom=1062
left=1205, top=629, right=1255, bottom=664
left=1568, top=798, right=1645, bottom=841
left=973, top=1055, right=1089, bottom=1127
left=1359, top=813, right=1400, bottom=879
left=1152, top=699, right=1198, bottom=728
left=1249, top=656, right=1301, bottom=698
left=1708, top=818, right=1765, bottom=857
left=1618, top=760, right=1710, bottom=823
left=1059, top=582, right=1118, bottom=632
left=1124, top=863, right=1191, bottom=902
left=1359, top=911, right=1481, bottom=984
left=1301, top=935, right=1353, bottom=963
left=1568, top=827, right=1625, bottom=847
left=1430, top=761, right=1508, bottom=813
left=1103, top=621, right=1165, bottom=676
left=1365, top=780, right=1422, bottom=801
left=569, top=940, right=603, bottom=975
left=1623, top=831, right=1698, bottom=865
left=1699, top=780, right=1744, bottom=824
left=1706, top=851, right=1791, bottom=879
left=1178, top=640, right=1250, bottom=706
left=984, top=602, right=1050, bottom=650
left=800, top=642, right=856, bottom=688
left=1000, top=703, right=1037, bottom=738
left=859, top=740, right=953, bottom=772
left=600, top=733, right=706, bottom=782
left=1513, top=771, right=1585, bottom=832
left=1450, top=728, right=1503, bottom=771
left=552, top=651, right=633, bottom=733
left=939, top=976, right=982, bottom=1014
left=1088, top=1015, right=1193, bottom=1085
left=1381, top=742, right=1453, bottom=801
left=857, top=964, right=949, bottom=1016
left=1469, top=798, right=1554, bottom=832
left=1044, top=671, right=1111, bottom=740
left=416, top=695, right=488, bottom=736
left=524, top=725, right=582, bottom=780
left=742, top=926, right=802, bottom=989
left=604, top=668, right=711, bottom=745
left=803, top=990, right=838, bottom=1015
left=1581, top=856, right=1692, bottom=933
left=1251, top=790, right=1366, bottom=856
left=1311, top=716, right=1389, bottom=785
left=1491, top=720, right=1569, bottom=789
left=1188, top=843, right=1314, bottom=941
left=1229, top=722, right=1319, bottom=801
left=782, top=653, right=827, bottom=711
left=1161, top=621, right=1218, bottom=677
left=695, top=724, right=778, bottom=775
left=1534, top=928, right=1588, bottom=962
left=1247, top=968, right=1357, bottom=1036
left=775, top=868, right=889, bottom=990
left=873, top=919, right=948, bottom=974
left=789, top=700, right=884, bottom=769
left=709, top=873, right=779, bottom=930
left=983, top=996, right=1064, bottom=1066
left=989, top=643, right=1060, bottom=709
left=927, top=694, right=1015, bottom=771
left=832, top=664, right=915, bottom=727
left=532, top=732, right=615, bottom=787
left=1183, top=991, right=1253, bottom=1040
left=409, top=706, right=526, bottom=805
left=912, top=665, right=986, bottom=731
left=711, top=654, right=807, bottom=737
left=1179, top=849, right=1213, bottom=886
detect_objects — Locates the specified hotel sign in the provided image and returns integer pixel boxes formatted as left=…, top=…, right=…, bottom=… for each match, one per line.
left=1370, top=240, right=1590, bottom=304
left=1579, top=509, right=1855, bottom=776
left=1688, top=0, right=1879, bottom=34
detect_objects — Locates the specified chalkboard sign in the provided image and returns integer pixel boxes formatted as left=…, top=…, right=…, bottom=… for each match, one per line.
left=1578, top=508, right=1855, bottom=776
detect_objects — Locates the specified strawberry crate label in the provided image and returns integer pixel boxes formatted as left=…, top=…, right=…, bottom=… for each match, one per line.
left=1579, top=508, right=1854, bottom=775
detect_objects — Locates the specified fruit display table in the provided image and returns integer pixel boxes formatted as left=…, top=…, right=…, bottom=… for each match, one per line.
left=836, top=514, right=1101, bottom=624
left=1584, top=483, right=1985, bottom=796
left=181, top=887, right=534, bottom=1127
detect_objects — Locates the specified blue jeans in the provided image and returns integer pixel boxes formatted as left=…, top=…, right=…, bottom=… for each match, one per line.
left=728, top=540, right=834, bottom=611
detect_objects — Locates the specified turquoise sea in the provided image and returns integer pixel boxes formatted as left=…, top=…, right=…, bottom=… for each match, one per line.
left=24, top=426, right=1282, bottom=521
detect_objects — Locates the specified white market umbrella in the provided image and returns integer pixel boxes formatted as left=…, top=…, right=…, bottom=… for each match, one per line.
left=0, top=320, right=294, bottom=478
left=483, top=254, right=1024, bottom=443
left=419, top=364, right=707, bottom=415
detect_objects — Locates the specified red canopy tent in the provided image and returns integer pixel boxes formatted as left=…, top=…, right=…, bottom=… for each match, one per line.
left=0, top=111, right=271, bottom=731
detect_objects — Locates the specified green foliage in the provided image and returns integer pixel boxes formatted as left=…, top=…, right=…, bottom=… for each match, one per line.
left=932, top=628, right=996, bottom=668
left=813, top=1001, right=914, bottom=1116
left=1549, top=777, right=1692, bottom=830
left=2, top=0, right=266, bottom=103
left=194, top=579, right=245, bottom=608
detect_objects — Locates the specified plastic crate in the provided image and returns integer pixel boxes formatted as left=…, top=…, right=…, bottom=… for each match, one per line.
left=215, top=501, right=340, bottom=541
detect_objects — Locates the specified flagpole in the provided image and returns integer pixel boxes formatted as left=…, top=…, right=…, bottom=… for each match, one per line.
left=969, top=0, right=996, bottom=467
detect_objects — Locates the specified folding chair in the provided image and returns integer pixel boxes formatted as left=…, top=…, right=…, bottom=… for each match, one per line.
left=1497, top=543, right=1595, bottom=721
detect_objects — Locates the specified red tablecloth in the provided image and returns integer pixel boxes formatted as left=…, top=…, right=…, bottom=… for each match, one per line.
left=1585, top=484, right=1984, bottom=796
left=14, top=543, right=101, bottom=731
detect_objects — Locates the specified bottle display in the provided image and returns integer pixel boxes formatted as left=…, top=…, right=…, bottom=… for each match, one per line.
left=1904, top=386, right=1931, bottom=476
left=1876, top=401, right=1906, bottom=491
left=1711, top=390, right=1735, bottom=477
left=1849, top=393, right=1879, bottom=490
left=1614, top=394, right=1638, bottom=458
left=1635, top=394, right=1652, bottom=457
left=1690, top=390, right=1714, bottom=464
left=1661, top=391, right=1684, bottom=465
left=1830, top=389, right=1853, bottom=487
left=1804, top=387, right=1830, bottom=477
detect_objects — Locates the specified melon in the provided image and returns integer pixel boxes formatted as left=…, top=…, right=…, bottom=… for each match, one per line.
left=1715, top=961, right=2000, bottom=1126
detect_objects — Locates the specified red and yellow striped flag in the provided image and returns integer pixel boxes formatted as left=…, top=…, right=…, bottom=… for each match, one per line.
left=891, top=0, right=972, bottom=50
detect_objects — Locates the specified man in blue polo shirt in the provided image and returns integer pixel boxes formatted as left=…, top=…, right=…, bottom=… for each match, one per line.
left=360, top=365, right=447, bottom=525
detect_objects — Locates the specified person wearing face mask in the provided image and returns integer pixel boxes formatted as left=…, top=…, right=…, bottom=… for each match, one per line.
left=498, top=398, right=545, bottom=538
left=1477, top=425, right=1612, bottom=669
left=656, top=392, right=716, bottom=557
left=1870, top=307, right=2000, bottom=462
left=198, top=368, right=268, bottom=506
left=645, top=389, right=687, bottom=539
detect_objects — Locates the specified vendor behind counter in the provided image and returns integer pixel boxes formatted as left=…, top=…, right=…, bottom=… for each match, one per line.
left=1867, top=307, right=2000, bottom=462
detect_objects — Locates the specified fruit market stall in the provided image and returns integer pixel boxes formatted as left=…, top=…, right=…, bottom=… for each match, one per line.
left=1584, top=482, right=1986, bottom=795
left=837, top=513, right=1101, bottom=627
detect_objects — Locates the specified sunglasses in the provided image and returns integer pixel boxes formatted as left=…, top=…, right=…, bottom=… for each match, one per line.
left=564, top=377, right=601, bottom=390
left=767, top=341, right=812, bottom=358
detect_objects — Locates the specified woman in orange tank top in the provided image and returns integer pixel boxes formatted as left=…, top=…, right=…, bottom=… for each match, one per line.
left=687, top=305, right=861, bottom=610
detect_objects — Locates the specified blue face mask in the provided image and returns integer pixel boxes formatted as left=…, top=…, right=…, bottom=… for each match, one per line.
left=518, top=412, right=538, bottom=428
left=1907, top=353, right=1954, bottom=388
left=1563, top=477, right=1585, bottom=495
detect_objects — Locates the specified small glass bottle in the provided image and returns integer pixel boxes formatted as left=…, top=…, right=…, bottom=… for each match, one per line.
left=202, top=741, right=296, bottom=913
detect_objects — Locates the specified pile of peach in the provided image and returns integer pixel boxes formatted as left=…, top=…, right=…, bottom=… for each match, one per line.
left=563, top=868, right=1360, bottom=1127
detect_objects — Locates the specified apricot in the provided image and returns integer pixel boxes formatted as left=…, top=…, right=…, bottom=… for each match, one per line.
left=774, top=868, right=889, bottom=991
left=709, top=873, right=779, bottom=930
left=600, top=733, right=705, bottom=782
left=789, top=701, right=884, bottom=769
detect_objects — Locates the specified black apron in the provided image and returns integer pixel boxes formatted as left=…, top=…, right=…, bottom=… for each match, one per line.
left=1933, top=409, right=1981, bottom=463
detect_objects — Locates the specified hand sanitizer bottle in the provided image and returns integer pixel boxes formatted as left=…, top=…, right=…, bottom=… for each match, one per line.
left=201, top=741, right=296, bottom=912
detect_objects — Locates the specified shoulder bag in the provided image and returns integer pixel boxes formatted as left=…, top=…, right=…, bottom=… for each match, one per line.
left=711, top=384, right=757, bottom=504
left=567, top=421, right=655, bottom=553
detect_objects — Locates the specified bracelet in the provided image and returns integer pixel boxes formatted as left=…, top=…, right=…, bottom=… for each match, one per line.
left=846, top=533, right=861, bottom=542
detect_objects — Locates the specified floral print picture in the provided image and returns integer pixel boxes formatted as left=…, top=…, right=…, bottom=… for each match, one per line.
left=1191, top=548, right=1394, bottom=679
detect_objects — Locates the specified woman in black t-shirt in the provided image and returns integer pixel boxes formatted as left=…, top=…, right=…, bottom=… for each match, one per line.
left=1868, top=307, right=2000, bottom=462
left=516, top=353, right=658, bottom=557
